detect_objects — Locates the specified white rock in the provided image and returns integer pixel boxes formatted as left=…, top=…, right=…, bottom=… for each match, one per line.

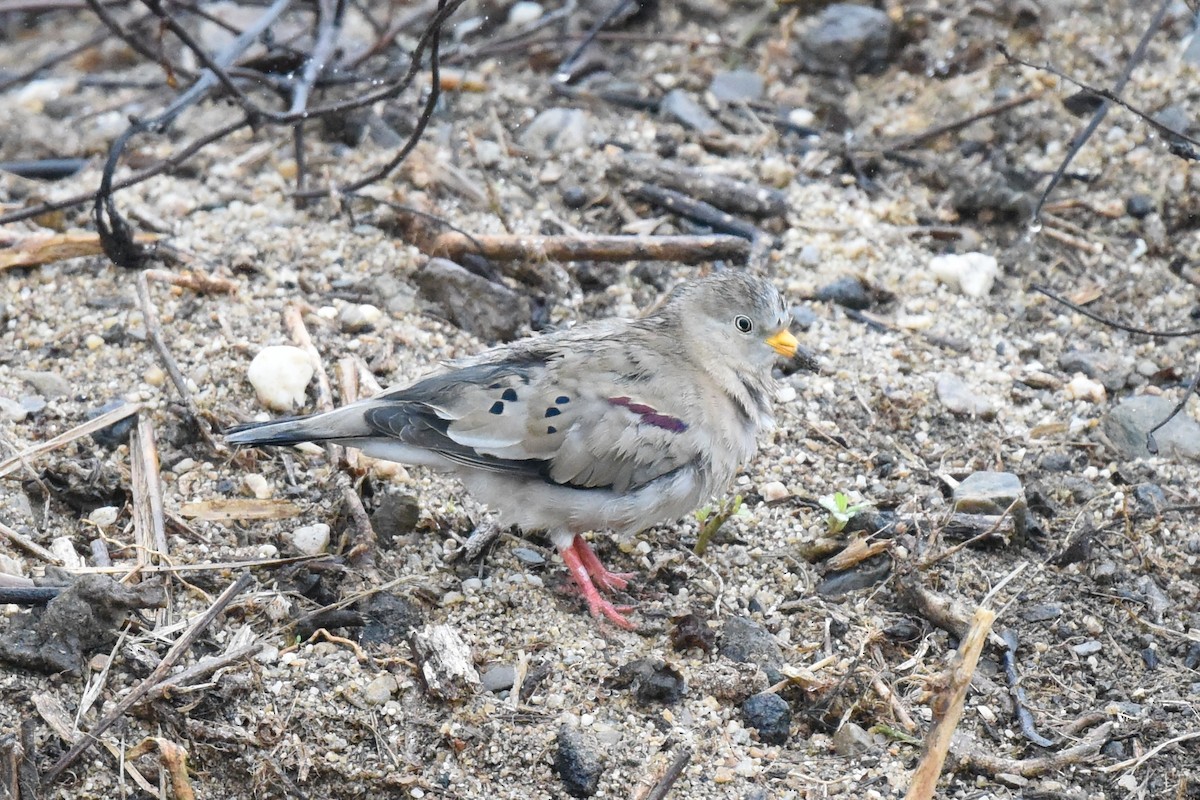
left=88, top=506, right=120, bottom=528
left=339, top=303, right=383, bottom=333
left=775, top=385, right=797, bottom=404
left=247, top=345, right=313, bottom=412
left=929, top=252, right=998, bottom=297
left=1063, top=374, right=1106, bottom=403
left=0, top=397, right=27, bottom=423
left=507, top=1, right=543, bottom=25
left=0, top=554, right=25, bottom=577
left=49, top=536, right=84, bottom=569
left=244, top=473, right=272, bottom=499
left=760, top=481, right=790, bottom=502
left=289, top=523, right=330, bottom=555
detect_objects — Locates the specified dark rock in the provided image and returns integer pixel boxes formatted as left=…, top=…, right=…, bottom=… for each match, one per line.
left=610, top=658, right=686, bottom=705
left=1020, top=604, right=1062, bottom=623
left=720, top=616, right=784, bottom=675
left=370, top=492, right=420, bottom=547
left=414, top=258, right=530, bottom=342
left=1184, top=642, right=1200, bottom=670
left=816, top=556, right=892, bottom=597
left=86, top=400, right=138, bottom=449
left=560, top=185, right=588, bottom=209
left=1037, top=451, right=1074, bottom=472
left=799, top=3, right=895, bottom=75
left=742, top=692, right=791, bottom=745
left=660, top=89, right=721, bottom=136
left=1140, top=647, right=1159, bottom=670
left=511, top=547, right=546, bottom=567
left=1058, top=349, right=1131, bottom=391
left=953, top=471, right=1028, bottom=534
left=1102, top=394, right=1200, bottom=461
left=1101, top=739, right=1127, bottom=759
left=814, top=276, right=871, bottom=310
left=555, top=726, right=602, bottom=797
left=789, top=305, right=818, bottom=330
left=709, top=70, right=765, bottom=103
left=1126, top=195, right=1154, bottom=219
left=1133, top=483, right=1168, bottom=517
left=357, top=592, right=424, bottom=645
left=669, top=612, right=716, bottom=653
left=0, top=574, right=165, bottom=675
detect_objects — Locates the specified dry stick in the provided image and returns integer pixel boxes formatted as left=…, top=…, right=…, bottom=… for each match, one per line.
left=1100, top=729, right=1200, bottom=774
left=626, top=183, right=766, bottom=242
left=0, top=402, right=144, bottom=480
left=83, top=0, right=196, bottom=83
left=954, top=721, right=1113, bottom=777
left=135, top=272, right=196, bottom=414
left=608, top=152, right=788, bottom=217
left=129, top=415, right=168, bottom=569
left=904, top=607, right=996, bottom=800
left=144, top=268, right=238, bottom=294
left=41, top=572, right=254, bottom=786
left=642, top=746, right=693, bottom=800
left=424, top=232, right=751, bottom=264
left=33, top=691, right=157, bottom=794
left=884, top=91, right=1041, bottom=152
left=138, top=642, right=265, bottom=704
left=0, top=520, right=62, bottom=565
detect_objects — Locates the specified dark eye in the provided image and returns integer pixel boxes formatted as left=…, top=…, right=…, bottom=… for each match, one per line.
left=734, top=315, right=753, bottom=333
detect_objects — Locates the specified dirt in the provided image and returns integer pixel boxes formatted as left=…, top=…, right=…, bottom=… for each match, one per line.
left=1, top=1, right=1200, bottom=798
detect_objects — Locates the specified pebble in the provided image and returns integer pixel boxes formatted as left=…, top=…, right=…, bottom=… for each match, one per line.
left=929, top=252, right=998, bottom=297
left=0, top=553, right=25, bottom=577
left=1063, top=374, right=1106, bottom=403
left=244, top=474, right=272, bottom=499
left=953, top=471, right=1026, bottom=522
left=720, top=616, right=784, bottom=681
left=1058, top=349, right=1130, bottom=391
left=798, top=244, right=821, bottom=266
left=935, top=373, right=997, bottom=419
left=84, top=333, right=104, bottom=350
left=555, top=726, right=603, bottom=797
left=832, top=722, right=873, bottom=756
left=709, top=69, right=765, bottom=103
left=1126, top=194, right=1154, bottom=219
left=339, top=303, right=383, bottom=333
left=88, top=506, right=120, bottom=528
left=370, top=492, right=421, bottom=547
left=363, top=673, right=398, bottom=704
left=17, top=369, right=70, bottom=398
left=814, top=276, right=871, bottom=310
left=480, top=664, right=517, bottom=692
left=415, top=259, right=530, bottom=342
left=1072, top=640, right=1103, bottom=656
left=760, top=480, right=789, bottom=502
left=799, top=3, right=895, bottom=75
left=511, top=547, right=546, bottom=566
left=475, top=139, right=503, bottom=168
left=507, top=0, right=542, bottom=25
left=1102, top=394, right=1200, bottom=461
left=19, top=396, right=46, bottom=415
left=88, top=400, right=137, bottom=448
left=660, top=89, right=721, bottom=136
left=742, top=692, right=791, bottom=745
left=289, top=523, right=331, bottom=555
left=143, top=366, right=166, bottom=387
left=789, top=304, right=818, bottom=329
left=247, top=345, right=314, bottom=412
left=0, top=396, right=27, bottom=422
left=49, top=536, right=84, bottom=569
left=519, top=107, right=589, bottom=152
left=461, top=577, right=483, bottom=593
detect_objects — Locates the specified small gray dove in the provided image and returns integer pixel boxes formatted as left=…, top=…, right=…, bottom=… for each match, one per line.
left=227, top=271, right=806, bottom=629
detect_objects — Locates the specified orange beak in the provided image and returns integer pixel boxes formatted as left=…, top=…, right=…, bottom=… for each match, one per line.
left=765, top=328, right=799, bottom=358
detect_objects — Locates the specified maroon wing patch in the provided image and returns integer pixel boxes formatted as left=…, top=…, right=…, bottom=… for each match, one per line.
left=607, top=396, right=689, bottom=433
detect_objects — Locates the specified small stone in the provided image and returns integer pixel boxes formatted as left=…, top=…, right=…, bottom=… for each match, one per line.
left=929, top=252, right=998, bottom=297
left=49, top=536, right=84, bottom=569
left=760, top=481, right=789, bottom=502
left=1072, top=640, right=1103, bottom=656
left=480, top=664, right=517, bottom=692
left=611, top=658, right=687, bottom=705
left=0, top=397, right=27, bottom=423
left=519, top=108, right=589, bottom=153
left=19, top=396, right=46, bottom=415
left=411, top=624, right=481, bottom=701
left=789, top=305, right=818, bottom=330
left=660, top=89, right=721, bottom=136
left=814, top=276, right=871, bottom=309
left=84, top=334, right=104, bottom=350
left=461, top=577, right=483, bottom=592
left=996, top=773, right=1029, bottom=789
left=1058, top=350, right=1130, bottom=391
left=88, top=400, right=137, bottom=448
left=560, top=185, right=587, bottom=209
left=1021, top=604, right=1062, bottom=623
left=800, top=3, right=895, bottom=75
left=1103, top=394, right=1200, bottom=461
left=0, top=554, right=25, bottom=577
left=289, top=523, right=330, bottom=555
left=720, top=617, right=784, bottom=680
left=1126, top=195, right=1154, bottom=219
left=414, top=259, right=530, bottom=342
left=363, top=673, right=398, bottom=704
left=935, top=373, right=997, bottom=419
left=247, top=345, right=314, bottom=412
left=709, top=70, right=765, bottom=103
left=953, top=471, right=1027, bottom=534
left=142, top=366, right=166, bottom=387
left=370, top=492, right=420, bottom=547
left=555, top=726, right=603, bottom=797
left=339, top=303, right=383, bottom=333
left=507, top=0, right=542, bottom=25
left=798, top=244, right=821, bottom=266
left=832, top=722, right=873, bottom=756
left=17, top=369, right=70, bottom=398
left=742, top=692, right=791, bottom=745
left=88, top=506, right=120, bottom=528
left=359, top=592, right=425, bottom=645
left=244, top=474, right=271, bottom=499
left=475, top=139, right=503, bottom=167
left=511, top=547, right=546, bottom=566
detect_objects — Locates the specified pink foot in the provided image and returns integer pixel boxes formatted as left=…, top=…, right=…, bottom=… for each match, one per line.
left=560, top=540, right=637, bottom=630
left=573, top=535, right=636, bottom=593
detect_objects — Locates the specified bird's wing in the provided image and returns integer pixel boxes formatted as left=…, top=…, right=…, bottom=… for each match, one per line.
left=361, top=345, right=705, bottom=493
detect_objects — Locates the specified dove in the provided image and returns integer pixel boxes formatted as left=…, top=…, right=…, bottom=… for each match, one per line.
left=226, top=271, right=807, bottom=629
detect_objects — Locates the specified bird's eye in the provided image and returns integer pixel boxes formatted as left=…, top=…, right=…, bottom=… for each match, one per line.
left=734, top=315, right=753, bottom=333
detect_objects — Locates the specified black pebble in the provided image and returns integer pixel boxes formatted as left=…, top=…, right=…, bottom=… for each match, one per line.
left=742, top=692, right=792, bottom=745
left=815, top=276, right=872, bottom=310
left=1125, top=195, right=1154, bottom=219
left=555, top=726, right=602, bottom=798
left=560, top=185, right=587, bottom=209
left=89, top=400, right=136, bottom=448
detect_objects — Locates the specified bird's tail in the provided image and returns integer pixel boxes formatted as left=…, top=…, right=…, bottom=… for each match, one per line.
left=224, top=406, right=372, bottom=447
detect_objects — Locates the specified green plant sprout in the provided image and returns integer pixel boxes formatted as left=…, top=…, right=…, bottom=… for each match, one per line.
left=694, top=494, right=745, bottom=555
left=818, top=491, right=871, bottom=534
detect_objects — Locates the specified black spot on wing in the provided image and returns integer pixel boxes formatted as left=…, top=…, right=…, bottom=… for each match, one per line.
left=545, top=407, right=561, bottom=418
left=489, top=401, right=505, bottom=415
left=547, top=425, right=557, bottom=434
left=555, top=395, right=570, bottom=404
left=502, top=388, right=518, bottom=402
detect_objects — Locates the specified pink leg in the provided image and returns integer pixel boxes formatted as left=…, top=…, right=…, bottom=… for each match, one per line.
left=573, top=535, right=636, bottom=593
left=560, top=540, right=636, bottom=630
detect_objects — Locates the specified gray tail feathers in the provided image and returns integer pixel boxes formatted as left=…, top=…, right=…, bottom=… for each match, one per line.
left=224, top=408, right=368, bottom=447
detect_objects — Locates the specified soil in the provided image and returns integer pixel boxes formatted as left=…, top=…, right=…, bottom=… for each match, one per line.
left=1, top=1, right=1200, bottom=799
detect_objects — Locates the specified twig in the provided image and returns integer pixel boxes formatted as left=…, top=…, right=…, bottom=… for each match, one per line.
left=953, top=722, right=1113, bottom=777
left=626, top=183, right=766, bottom=242
left=641, top=746, right=693, bottom=800
left=136, top=270, right=209, bottom=440
left=884, top=91, right=1041, bottom=152
left=129, top=414, right=168, bottom=569
left=0, top=402, right=144, bottom=480
left=920, top=500, right=1020, bottom=568
left=0, top=520, right=62, bottom=565
left=1100, top=729, right=1200, bottom=773
left=905, top=606, right=995, bottom=800
left=421, top=232, right=751, bottom=264
left=1031, top=284, right=1200, bottom=338
left=608, top=152, right=788, bottom=217
left=143, top=268, right=238, bottom=294
left=138, top=643, right=265, bottom=704
left=124, top=737, right=195, bottom=800
left=341, top=485, right=377, bottom=569
left=999, top=629, right=1056, bottom=748
left=0, top=26, right=111, bottom=93
left=41, top=572, right=255, bottom=786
